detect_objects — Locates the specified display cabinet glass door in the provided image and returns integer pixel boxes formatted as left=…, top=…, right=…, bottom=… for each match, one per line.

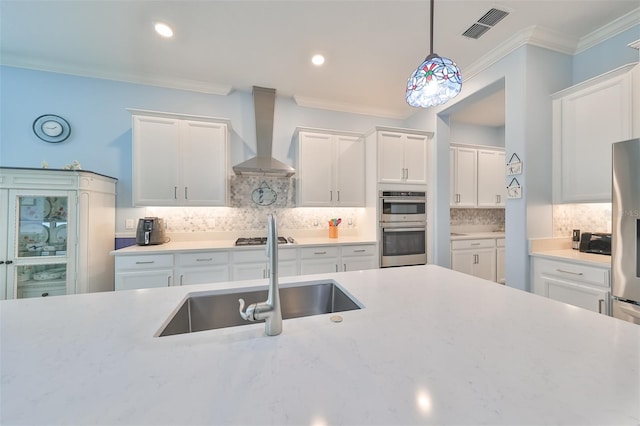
left=5, top=191, right=75, bottom=299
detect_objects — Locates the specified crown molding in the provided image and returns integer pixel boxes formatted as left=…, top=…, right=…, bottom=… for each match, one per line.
left=293, top=95, right=411, bottom=120
left=576, top=7, right=640, bottom=53
left=0, top=55, right=233, bottom=96
left=629, top=39, right=640, bottom=50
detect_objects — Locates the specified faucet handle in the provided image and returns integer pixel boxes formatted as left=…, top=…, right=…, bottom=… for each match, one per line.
left=238, top=298, right=256, bottom=321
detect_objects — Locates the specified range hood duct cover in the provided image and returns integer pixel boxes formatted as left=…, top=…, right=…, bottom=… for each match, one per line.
left=232, top=86, right=295, bottom=177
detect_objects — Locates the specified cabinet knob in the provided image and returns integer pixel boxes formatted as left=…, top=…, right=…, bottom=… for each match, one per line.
left=5, top=260, right=13, bottom=265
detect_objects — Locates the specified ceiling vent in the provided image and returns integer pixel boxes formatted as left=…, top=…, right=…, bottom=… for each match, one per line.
left=462, top=8, right=509, bottom=39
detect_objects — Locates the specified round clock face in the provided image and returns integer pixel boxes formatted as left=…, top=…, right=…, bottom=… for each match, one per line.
left=33, top=114, right=71, bottom=143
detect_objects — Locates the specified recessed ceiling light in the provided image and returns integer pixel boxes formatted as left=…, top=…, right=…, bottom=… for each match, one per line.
left=311, top=54, right=325, bottom=66
left=154, top=22, right=174, bottom=38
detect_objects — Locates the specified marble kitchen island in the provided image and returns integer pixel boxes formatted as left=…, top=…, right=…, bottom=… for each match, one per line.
left=1, top=265, right=638, bottom=425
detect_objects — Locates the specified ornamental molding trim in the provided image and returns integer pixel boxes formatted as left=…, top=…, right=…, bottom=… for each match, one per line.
left=576, top=8, right=640, bottom=53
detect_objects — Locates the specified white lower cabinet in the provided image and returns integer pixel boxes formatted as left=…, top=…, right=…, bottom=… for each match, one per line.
left=175, top=251, right=230, bottom=286
left=531, top=257, right=610, bottom=315
left=115, top=254, right=174, bottom=290
left=451, top=239, right=497, bottom=282
left=340, top=244, right=378, bottom=271
left=231, top=248, right=297, bottom=281
left=496, top=239, right=505, bottom=284
left=299, top=246, right=340, bottom=275
left=114, top=242, right=377, bottom=290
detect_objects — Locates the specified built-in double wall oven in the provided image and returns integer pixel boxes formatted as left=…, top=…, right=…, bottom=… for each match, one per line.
left=379, top=191, right=427, bottom=267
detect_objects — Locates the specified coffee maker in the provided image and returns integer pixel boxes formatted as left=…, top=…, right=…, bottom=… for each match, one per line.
left=136, top=217, right=166, bottom=245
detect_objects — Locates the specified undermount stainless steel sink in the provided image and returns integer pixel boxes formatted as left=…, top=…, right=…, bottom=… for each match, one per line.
left=157, top=281, right=362, bottom=337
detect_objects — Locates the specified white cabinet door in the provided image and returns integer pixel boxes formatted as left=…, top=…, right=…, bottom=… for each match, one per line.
left=343, top=257, right=377, bottom=272
left=131, top=110, right=229, bottom=206
left=300, top=258, right=338, bottom=275
left=335, top=135, right=365, bottom=206
left=451, top=249, right=495, bottom=281
left=378, top=132, right=405, bottom=183
left=477, top=150, right=505, bottom=207
left=0, top=190, right=7, bottom=300
left=496, top=240, right=505, bottom=284
left=297, top=131, right=365, bottom=207
left=132, top=115, right=181, bottom=205
left=378, top=131, right=429, bottom=185
left=232, top=262, right=268, bottom=281
left=451, top=147, right=477, bottom=207
left=553, top=65, right=634, bottom=202
left=298, top=132, right=333, bottom=206
left=541, top=276, right=610, bottom=315
left=176, top=266, right=230, bottom=286
left=180, top=121, right=228, bottom=206
left=403, top=134, right=428, bottom=184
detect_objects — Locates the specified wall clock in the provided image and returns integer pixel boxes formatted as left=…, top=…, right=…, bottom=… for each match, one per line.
left=33, top=114, right=71, bottom=143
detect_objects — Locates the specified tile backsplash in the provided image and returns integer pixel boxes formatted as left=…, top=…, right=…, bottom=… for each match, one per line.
left=450, top=208, right=505, bottom=228
left=553, top=203, right=611, bottom=237
left=146, top=176, right=362, bottom=233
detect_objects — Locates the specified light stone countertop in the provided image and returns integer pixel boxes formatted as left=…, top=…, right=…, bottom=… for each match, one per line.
left=1, top=265, right=638, bottom=425
left=450, top=231, right=505, bottom=240
left=111, top=236, right=377, bottom=256
left=529, top=237, right=611, bottom=267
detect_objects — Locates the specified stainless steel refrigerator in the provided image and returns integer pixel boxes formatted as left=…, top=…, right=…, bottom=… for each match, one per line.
left=612, top=138, right=640, bottom=324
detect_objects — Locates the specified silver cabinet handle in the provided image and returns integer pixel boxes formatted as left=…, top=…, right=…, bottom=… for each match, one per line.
left=330, top=190, right=333, bottom=201
left=174, top=186, right=178, bottom=199
left=335, top=264, right=338, bottom=272
left=185, top=186, right=188, bottom=199
left=196, top=258, right=213, bottom=262
left=343, top=264, right=347, bottom=271
left=405, top=168, right=409, bottom=179
left=471, top=243, right=481, bottom=246
left=456, top=194, right=461, bottom=203
left=314, top=251, right=327, bottom=255
left=556, top=269, right=584, bottom=276
left=135, top=261, right=155, bottom=264
left=180, top=275, right=184, bottom=286
left=598, top=299, right=604, bottom=314
left=337, top=190, right=340, bottom=202
left=497, top=194, right=501, bottom=203
left=167, top=276, right=171, bottom=287
left=354, top=249, right=366, bottom=253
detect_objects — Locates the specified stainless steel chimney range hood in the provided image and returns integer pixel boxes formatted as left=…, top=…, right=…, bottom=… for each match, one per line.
left=232, top=86, right=295, bottom=177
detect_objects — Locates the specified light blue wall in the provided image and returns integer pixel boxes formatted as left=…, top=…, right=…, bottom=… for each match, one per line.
left=450, top=123, right=505, bottom=147
left=0, top=66, right=403, bottom=233
left=572, top=25, right=640, bottom=84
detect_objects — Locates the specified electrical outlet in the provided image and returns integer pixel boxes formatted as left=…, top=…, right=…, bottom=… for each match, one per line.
left=125, top=219, right=135, bottom=229
left=313, top=217, right=319, bottom=227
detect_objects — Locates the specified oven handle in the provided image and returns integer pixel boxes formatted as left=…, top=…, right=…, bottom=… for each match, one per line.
left=382, top=227, right=426, bottom=233
left=380, top=198, right=426, bottom=203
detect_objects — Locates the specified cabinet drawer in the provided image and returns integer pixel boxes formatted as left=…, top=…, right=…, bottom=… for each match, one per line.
left=300, top=246, right=339, bottom=259
left=340, top=244, right=376, bottom=257
left=536, top=258, right=609, bottom=288
left=451, top=239, right=496, bottom=250
left=115, top=254, right=174, bottom=270
left=176, top=251, right=228, bottom=266
left=233, top=248, right=297, bottom=263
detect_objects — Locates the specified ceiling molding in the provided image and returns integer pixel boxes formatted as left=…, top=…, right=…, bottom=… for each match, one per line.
left=628, top=39, right=640, bottom=50
left=0, top=55, right=234, bottom=96
left=293, top=95, right=411, bottom=120
left=576, top=7, right=640, bottom=53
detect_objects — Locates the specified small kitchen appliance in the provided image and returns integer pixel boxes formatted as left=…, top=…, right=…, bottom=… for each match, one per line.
left=572, top=229, right=580, bottom=250
left=611, top=138, right=640, bottom=324
left=136, top=217, right=166, bottom=246
left=578, top=232, right=611, bottom=255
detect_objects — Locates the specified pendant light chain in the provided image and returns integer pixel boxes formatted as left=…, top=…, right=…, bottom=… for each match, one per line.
left=430, top=0, right=434, bottom=55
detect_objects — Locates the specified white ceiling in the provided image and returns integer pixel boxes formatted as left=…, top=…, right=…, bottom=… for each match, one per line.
left=1, top=1, right=638, bottom=125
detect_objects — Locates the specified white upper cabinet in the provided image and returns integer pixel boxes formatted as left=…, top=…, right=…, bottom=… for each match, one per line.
left=375, top=128, right=431, bottom=185
left=451, top=145, right=504, bottom=208
left=477, top=149, right=506, bottom=207
left=552, top=63, right=638, bottom=203
left=450, top=146, right=478, bottom=207
left=296, top=128, right=365, bottom=207
left=129, top=109, right=230, bottom=206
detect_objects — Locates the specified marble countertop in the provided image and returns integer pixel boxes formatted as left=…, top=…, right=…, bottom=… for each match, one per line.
left=2, top=265, right=638, bottom=425
left=112, top=236, right=376, bottom=255
left=529, top=237, right=611, bottom=267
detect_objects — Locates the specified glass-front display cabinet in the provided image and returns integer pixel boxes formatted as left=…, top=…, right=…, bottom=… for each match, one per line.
left=4, top=190, right=76, bottom=299
left=0, top=167, right=117, bottom=301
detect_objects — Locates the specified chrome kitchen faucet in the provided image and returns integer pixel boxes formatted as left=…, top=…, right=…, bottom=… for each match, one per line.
left=238, top=214, right=283, bottom=336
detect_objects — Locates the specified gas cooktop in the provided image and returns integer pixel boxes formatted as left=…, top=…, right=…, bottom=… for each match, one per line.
left=235, top=237, right=293, bottom=246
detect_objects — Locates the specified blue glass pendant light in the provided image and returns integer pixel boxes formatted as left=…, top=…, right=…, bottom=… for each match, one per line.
left=406, top=0, right=462, bottom=108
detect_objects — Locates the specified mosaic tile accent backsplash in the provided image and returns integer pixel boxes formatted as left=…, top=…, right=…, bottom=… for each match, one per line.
left=147, top=176, right=361, bottom=232
left=450, top=208, right=505, bottom=227
left=553, top=203, right=611, bottom=237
